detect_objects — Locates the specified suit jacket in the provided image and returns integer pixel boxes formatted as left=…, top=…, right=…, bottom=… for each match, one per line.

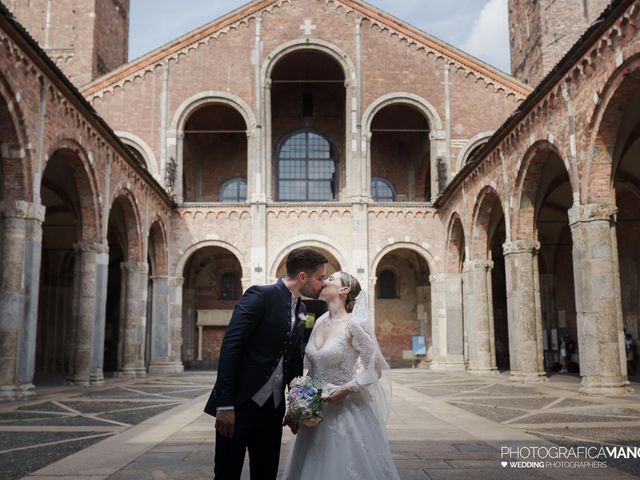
left=204, top=279, right=306, bottom=416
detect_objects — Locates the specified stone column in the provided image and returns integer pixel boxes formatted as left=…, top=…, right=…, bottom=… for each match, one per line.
left=429, top=273, right=466, bottom=370
left=463, top=259, right=497, bottom=373
left=503, top=239, right=546, bottom=382
left=68, top=241, right=108, bottom=386
left=168, top=276, right=185, bottom=371
left=0, top=201, right=29, bottom=400
left=90, top=243, right=109, bottom=385
left=118, top=261, right=149, bottom=378
left=148, top=275, right=183, bottom=373
left=17, top=203, right=46, bottom=398
left=569, top=203, right=629, bottom=395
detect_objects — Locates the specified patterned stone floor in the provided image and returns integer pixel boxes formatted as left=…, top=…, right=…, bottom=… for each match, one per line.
left=391, top=370, right=640, bottom=477
left=0, top=374, right=212, bottom=480
left=3, top=370, right=640, bottom=479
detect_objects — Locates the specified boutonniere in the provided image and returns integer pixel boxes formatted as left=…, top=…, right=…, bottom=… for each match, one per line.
left=298, top=313, right=308, bottom=324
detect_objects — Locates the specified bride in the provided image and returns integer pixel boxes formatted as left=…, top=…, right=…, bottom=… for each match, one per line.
left=283, top=271, right=400, bottom=479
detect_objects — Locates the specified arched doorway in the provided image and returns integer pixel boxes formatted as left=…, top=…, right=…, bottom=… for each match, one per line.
left=105, top=193, right=145, bottom=377
left=182, top=103, right=248, bottom=202
left=472, top=188, right=509, bottom=371
left=374, top=248, right=431, bottom=367
left=611, top=72, right=640, bottom=378
left=369, top=104, right=430, bottom=201
left=270, top=49, right=346, bottom=201
left=182, top=246, right=243, bottom=368
left=36, top=151, right=83, bottom=384
left=515, top=143, right=575, bottom=377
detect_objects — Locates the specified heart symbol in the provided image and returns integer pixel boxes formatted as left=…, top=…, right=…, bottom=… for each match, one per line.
left=501, top=461, right=508, bottom=468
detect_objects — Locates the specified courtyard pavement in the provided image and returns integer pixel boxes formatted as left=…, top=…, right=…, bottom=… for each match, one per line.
left=1, top=370, right=640, bottom=479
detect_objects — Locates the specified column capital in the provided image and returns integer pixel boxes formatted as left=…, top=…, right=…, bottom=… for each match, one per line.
left=0, top=200, right=45, bottom=221
left=568, top=203, right=617, bottom=226
left=429, top=130, right=447, bottom=141
left=120, top=261, right=149, bottom=274
left=463, top=259, right=493, bottom=272
left=149, top=275, right=170, bottom=282
left=169, top=276, right=185, bottom=287
left=73, top=241, right=109, bottom=254
left=503, top=239, right=540, bottom=256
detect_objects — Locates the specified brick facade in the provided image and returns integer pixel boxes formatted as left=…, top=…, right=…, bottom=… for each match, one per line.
left=8, top=0, right=129, bottom=85
left=0, top=0, right=639, bottom=398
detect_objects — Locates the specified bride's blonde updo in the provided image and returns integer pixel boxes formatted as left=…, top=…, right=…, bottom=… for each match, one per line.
left=340, top=272, right=362, bottom=313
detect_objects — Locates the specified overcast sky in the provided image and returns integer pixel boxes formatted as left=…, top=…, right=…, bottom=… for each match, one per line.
left=129, top=0, right=511, bottom=73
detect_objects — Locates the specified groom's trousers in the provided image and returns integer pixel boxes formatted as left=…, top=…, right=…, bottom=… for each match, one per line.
left=214, top=396, right=285, bottom=480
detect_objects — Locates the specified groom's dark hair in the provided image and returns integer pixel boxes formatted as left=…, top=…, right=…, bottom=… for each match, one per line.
left=286, top=248, right=328, bottom=277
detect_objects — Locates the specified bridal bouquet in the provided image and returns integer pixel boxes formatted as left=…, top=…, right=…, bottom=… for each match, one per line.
left=286, top=376, right=323, bottom=427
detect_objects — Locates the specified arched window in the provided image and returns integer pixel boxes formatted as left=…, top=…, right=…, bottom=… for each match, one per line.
left=371, top=177, right=395, bottom=202
left=464, top=143, right=487, bottom=165
left=219, top=272, right=239, bottom=300
left=220, top=178, right=247, bottom=203
left=377, top=269, right=397, bottom=299
left=277, top=131, right=337, bottom=201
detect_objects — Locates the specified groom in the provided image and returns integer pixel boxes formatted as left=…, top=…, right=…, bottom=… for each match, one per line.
left=204, top=248, right=328, bottom=479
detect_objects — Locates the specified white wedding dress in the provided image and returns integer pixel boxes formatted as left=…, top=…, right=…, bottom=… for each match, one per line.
left=282, top=310, right=400, bottom=480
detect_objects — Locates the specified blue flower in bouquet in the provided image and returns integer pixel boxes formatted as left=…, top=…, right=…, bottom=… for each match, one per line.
left=286, top=376, right=323, bottom=427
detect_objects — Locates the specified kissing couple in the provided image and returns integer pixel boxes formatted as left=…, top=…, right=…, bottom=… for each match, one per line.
left=204, top=248, right=399, bottom=479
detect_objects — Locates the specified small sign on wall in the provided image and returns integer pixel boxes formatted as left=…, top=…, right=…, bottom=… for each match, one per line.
left=412, top=336, right=427, bottom=355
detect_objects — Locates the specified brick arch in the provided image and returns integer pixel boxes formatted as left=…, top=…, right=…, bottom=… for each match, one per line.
left=169, top=91, right=257, bottom=134
left=43, top=139, right=102, bottom=241
left=454, top=131, right=494, bottom=173
left=445, top=212, right=466, bottom=273
left=370, top=242, right=437, bottom=278
left=470, top=185, right=505, bottom=259
left=168, top=91, right=256, bottom=203
left=269, top=235, right=347, bottom=280
left=176, top=240, right=247, bottom=280
left=262, top=38, right=356, bottom=85
left=109, top=187, right=144, bottom=263
left=362, top=92, right=443, bottom=135
left=148, top=217, right=168, bottom=276
left=0, top=73, right=32, bottom=202
left=512, top=140, right=571, bottom=240
left=585, top=53, right=640, bottom=204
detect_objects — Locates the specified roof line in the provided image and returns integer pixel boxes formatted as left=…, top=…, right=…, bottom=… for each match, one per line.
left=0, top=1, right=174, bottom=208
left=81, top=0, right=274, bottom=96
left=82, top=0, right=530, bottom=98
left=344, top=0, right=530, bottom=96
left=433, top=0, right=629, bottom=208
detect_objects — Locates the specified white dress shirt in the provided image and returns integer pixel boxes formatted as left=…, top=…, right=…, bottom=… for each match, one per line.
left=251, top=290, right=297, bottom=408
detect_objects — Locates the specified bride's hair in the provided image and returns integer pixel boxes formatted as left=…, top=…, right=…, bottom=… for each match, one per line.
left=340, top=272, right=362, bottom=313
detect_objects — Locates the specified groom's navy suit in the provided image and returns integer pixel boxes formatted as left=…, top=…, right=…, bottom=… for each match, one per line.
left=205, top=279, right=306, bottom=479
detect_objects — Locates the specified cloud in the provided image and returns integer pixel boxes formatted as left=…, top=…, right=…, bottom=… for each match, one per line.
left=461, top=0, right=511, bottom=73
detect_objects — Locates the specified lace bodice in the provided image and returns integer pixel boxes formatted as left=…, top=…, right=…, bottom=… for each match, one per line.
left=306, top=325, right=358, bottom=390
left=305, top=313, right=379, bottom=393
